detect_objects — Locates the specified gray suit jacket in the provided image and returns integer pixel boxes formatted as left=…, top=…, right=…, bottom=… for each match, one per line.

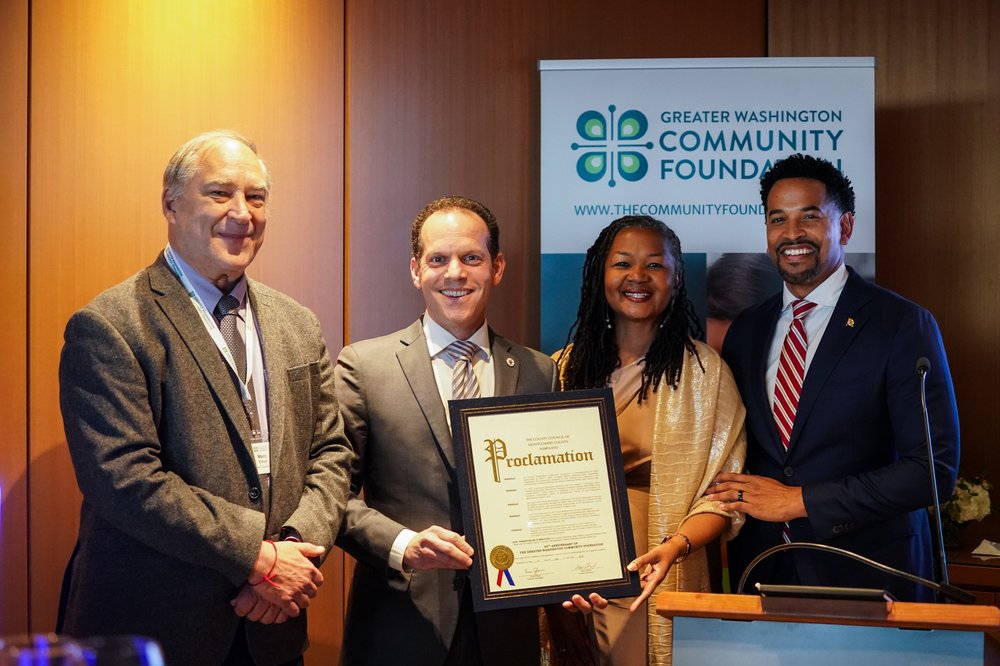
left=58, top=253, right=353, bottom=666
left=334, top=319, right=558, bottom=666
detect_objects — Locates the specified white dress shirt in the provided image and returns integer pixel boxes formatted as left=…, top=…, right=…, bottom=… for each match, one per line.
left=388, top=314, right=495, bottom=572
left=166, top=245, right=269, bottom=439
left=765, top=263, right=849, bottom=410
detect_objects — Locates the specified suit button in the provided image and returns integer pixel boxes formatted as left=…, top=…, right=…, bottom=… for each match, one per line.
left=249, top=486, right=262, bottom=502
left=833, top=525, right=843, bottom=534
left=783, top=466, right=794, bottom=478
left=453, top=575, right=465, bottom=591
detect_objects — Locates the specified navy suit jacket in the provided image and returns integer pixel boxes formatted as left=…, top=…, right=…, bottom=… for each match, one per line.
left=722, top=267, right=959, bottom=601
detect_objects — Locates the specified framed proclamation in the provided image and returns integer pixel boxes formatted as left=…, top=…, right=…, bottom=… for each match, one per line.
left=449, top=388, right=640, bottom=611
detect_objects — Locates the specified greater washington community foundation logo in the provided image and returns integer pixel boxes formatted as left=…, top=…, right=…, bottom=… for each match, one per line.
left=571, top=105, right=654, bottom=187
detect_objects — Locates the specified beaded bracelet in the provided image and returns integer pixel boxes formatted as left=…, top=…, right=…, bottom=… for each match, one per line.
left=662, top=532, right=692, bottom=563
left=250, top=539, right=280, bottom=589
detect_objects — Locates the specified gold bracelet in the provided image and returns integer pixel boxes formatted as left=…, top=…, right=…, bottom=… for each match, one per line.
left=662, top=532, right=692, bottom=563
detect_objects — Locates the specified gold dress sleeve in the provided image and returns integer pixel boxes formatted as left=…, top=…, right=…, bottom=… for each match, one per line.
left=645, top=339, right=747, bottom=665
left=550, top=341, right=747, bottom=666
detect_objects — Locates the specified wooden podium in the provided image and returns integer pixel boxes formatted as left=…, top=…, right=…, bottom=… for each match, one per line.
left=657, top=591, right=1000, bottom=665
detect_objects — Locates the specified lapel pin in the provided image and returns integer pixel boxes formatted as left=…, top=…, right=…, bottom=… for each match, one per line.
left=506, top=357, right=515, bottom=367
left=846, top=317, right=855, bottom=328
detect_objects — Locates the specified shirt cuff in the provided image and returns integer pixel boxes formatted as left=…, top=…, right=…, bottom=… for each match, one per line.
left=389, top=528, right=418, bottom=573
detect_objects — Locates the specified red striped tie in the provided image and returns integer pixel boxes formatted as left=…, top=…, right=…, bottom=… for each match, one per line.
left=773, top=299, right=817, bottom=542
left=773, top=299, right=818, bottom=449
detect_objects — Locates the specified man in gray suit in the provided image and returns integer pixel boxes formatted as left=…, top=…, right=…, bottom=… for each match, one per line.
left=58, top=130, right=353, bottom=665
left=335, top=196, right=558, bottom=665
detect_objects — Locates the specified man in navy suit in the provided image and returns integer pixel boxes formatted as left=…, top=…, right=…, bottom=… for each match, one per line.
left=707, top=153, right=959, bottom=601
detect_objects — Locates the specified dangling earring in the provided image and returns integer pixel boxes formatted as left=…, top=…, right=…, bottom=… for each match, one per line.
left=605, top=314, right=612, bottom=329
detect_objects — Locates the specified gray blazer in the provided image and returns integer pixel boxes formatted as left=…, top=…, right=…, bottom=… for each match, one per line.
left=58, top=253, right=353, bottom=666
left=335, top=319, right=558, bottom=666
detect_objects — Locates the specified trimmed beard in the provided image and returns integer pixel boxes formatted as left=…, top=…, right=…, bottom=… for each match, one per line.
left=776, top=262, right=821, bottom=285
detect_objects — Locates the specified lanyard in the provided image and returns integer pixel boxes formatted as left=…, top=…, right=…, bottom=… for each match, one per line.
left=163, top=246, right=257, bottom=401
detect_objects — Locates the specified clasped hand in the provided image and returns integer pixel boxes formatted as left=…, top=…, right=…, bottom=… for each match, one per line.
left=232, top=540, right=326, bottom=622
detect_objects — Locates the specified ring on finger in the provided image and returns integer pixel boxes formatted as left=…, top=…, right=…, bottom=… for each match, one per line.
left=737, top=489, right=744, bottom=502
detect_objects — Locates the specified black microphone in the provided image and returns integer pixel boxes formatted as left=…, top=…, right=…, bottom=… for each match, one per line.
left=733, top=359, right=974, bottom=604
left=917, top=357, right=976, bottom=603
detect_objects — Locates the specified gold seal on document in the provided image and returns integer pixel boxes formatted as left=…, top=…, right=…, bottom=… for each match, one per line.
left=490, top=545, right=515, bottom=570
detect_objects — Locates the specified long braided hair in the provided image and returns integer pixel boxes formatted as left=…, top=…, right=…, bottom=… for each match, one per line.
left=558, top=215, right=703, bottom=402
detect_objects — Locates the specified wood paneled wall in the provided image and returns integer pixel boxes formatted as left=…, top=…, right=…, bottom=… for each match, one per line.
left=4, top=0, right=999, bottom=661
left=346, top=0, right=767, bottom=345
left=16, top=0, right=346, bottom=659
left=768, top=0, right=1000, bottom=483
left=0, top=0, right=29, bottom=637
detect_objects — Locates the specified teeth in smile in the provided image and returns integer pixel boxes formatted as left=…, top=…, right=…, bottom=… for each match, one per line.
left=442, top=289, right=471, bottom=297
left=624, top=291, right=650, bottom=299
left=783, top=247, right=813, bottom=256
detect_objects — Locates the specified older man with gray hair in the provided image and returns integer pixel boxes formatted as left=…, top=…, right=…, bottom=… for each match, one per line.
left=57, top=130, right=353, bottom=665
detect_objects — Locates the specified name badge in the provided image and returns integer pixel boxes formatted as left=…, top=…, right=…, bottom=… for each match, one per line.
left=252, top=440, right=271, bottom=475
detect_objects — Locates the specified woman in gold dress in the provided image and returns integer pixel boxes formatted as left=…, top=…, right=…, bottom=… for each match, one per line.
left=547, top=216, right=746, bottom=666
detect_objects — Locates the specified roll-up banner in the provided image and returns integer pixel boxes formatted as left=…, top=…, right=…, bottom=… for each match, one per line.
left=539, top=57, right=875, bottom=354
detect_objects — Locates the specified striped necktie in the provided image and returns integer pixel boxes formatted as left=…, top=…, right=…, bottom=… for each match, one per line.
left=445, top=339, right=481, bottom=400
left=773, top=299, right=818, bottom=450
left=773, top=299, right=817, bottom=542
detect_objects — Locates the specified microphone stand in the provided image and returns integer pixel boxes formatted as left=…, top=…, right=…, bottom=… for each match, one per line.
left=736, top=542, right=976, bottom=604
left=917, top=357, right=975, bottom=604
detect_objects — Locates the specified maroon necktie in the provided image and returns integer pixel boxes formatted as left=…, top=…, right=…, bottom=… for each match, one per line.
left=773, top=299, right=817, bottom=542
left=773, top=299, right=818, bottom=449
left=773, top=299, right=816, bottom=543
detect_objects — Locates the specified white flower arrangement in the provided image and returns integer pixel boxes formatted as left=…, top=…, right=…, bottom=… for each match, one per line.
left=944, top=476, right=992, bottom=525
